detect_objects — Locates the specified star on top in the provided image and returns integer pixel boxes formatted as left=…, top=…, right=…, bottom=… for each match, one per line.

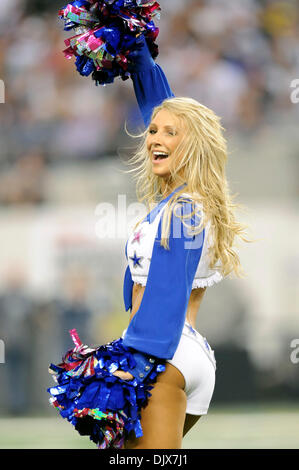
left=132, top=229, right=144, bottom=244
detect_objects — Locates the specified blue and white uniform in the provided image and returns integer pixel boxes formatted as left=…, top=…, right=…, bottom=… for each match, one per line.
left=48, top=32, right=223, bottom=448
left=122, top=60, right=223, bottom=414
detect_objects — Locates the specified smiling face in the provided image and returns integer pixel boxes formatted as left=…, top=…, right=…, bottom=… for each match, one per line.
left=146, top=109, right=186, bottom=181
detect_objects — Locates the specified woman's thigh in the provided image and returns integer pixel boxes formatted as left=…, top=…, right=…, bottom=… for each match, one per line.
left=124, top=363, right=187, bottom=449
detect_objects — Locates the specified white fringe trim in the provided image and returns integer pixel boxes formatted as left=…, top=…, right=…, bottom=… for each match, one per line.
left=131, top=276, right=147, bottom=287
left=191, top=271, right=224, bottom=289
left=132, top=271, right=224, bottom=289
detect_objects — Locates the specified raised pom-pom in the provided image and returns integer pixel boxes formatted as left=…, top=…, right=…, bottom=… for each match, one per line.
left=58, top=0, right=161, bottom=85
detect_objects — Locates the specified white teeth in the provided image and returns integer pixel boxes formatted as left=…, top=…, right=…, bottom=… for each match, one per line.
left=153, top=152, right=168, bottom=156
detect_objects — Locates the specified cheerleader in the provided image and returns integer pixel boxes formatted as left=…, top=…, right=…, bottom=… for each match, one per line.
left=48, top=2, right=249, bottom=450
left=115, top=35, right=246, bottom=449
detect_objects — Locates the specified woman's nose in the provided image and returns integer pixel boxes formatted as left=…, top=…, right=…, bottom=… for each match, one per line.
left=149, top=131, right=163, bottom=147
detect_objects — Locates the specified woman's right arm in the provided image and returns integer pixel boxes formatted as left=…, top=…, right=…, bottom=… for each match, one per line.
left=128, top=35, right=175, bottom=127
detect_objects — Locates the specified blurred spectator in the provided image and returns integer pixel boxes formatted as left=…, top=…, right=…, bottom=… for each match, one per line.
left=0, top=147, right=47, bottom=205
left=0, top=264, right=33, bottom=415
left=22, top=268, right=94, bottom=412
left=0, top=0, right=25, bottom=36
left=56, top=269, right=93, bottom=351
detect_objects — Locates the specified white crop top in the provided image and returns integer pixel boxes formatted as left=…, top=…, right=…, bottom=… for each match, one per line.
left=125, top=193, right=223, bottom=290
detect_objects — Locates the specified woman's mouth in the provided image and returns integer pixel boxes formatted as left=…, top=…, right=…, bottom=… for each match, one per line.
left=152, top=151, right=169, bottom=162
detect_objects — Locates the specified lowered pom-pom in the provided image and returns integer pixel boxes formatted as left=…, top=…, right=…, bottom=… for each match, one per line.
left=58, top=0, right=161, bottom=85
left=47, top=329, right=165, bottom=449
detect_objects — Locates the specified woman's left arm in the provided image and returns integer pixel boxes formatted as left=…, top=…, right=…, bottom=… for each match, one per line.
left=122, top=200, right=205, bottom=361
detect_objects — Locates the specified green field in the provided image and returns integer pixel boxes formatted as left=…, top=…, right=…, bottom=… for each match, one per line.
left=0, top=402, right=298, bottom=449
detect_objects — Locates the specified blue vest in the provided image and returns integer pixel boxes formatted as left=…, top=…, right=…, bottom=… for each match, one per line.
left=122, top=185, right=205, bottom=360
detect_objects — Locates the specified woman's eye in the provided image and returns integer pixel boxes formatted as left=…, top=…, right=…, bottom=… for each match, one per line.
left=148, top=129, right=176, bottom=136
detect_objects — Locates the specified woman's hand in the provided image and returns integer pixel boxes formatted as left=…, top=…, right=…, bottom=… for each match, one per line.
left=113, top=370, right=134, bottom=381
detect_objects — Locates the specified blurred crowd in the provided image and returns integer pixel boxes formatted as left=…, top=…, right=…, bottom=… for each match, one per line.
left=0, top=0, right=299, bottom=415
left=0, top=0, right=298, bottom=205
left=0, top=263, right=108, bottom=415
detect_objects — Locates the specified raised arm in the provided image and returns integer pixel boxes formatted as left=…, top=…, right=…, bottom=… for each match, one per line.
left=128, top=35, right=175, bottom=127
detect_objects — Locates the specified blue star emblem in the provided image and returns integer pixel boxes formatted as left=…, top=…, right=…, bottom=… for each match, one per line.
left=130, top=251, right=144, bottom=268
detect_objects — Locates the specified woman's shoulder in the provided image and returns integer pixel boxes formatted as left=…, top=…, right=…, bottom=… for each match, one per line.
left=175, top=191, right=204, bottom=212
left=180, top=191, right=201, bottom=201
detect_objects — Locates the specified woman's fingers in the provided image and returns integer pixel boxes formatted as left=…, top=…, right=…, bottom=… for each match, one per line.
left=112, top=370, right=134, bottom=381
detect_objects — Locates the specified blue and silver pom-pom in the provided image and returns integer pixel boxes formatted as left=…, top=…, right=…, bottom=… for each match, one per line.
left=47, top=329, right=165, bottom=449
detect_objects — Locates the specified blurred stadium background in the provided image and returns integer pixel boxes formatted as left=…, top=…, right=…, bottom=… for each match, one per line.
left=0, top=0, right=298, bottom=449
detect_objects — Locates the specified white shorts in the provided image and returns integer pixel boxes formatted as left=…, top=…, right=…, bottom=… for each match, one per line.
left=167, top=322, right=216, bottom=415
left=122, top=322, right=216, bottom=416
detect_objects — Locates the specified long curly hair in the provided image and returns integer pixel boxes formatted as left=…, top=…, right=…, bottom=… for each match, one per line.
left=123, top=96, right=253, bottom=279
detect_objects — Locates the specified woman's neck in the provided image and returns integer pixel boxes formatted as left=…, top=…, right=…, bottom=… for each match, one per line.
left=160, top=181, right=187, bottom=199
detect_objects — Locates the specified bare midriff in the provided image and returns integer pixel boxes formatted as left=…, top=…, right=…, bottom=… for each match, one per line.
left=129, top=282, right=206, bottom=330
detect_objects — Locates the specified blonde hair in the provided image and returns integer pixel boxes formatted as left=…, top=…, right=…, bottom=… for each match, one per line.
left=123, top=96, right=253, bottom=279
